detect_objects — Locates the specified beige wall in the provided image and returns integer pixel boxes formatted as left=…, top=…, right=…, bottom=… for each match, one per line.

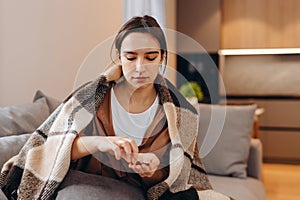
left=0, top=0, right=123, bottom=106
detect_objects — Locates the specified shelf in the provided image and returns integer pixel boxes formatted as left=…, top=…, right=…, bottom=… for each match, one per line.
left=218, top=48, right=300, bottom=97
left=219, top=48, right=300, bottom=55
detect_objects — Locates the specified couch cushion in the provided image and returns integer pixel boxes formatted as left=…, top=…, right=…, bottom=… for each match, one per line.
left=56, top=170, right=146, bottom=200
left=208, top=175, right=265, bottom=200
left=0, top=97, right=49, bottom=137
left=198, top=104, right=256, bottom=178
left=33, top=90, right=61, bottom=113
left=0, top=133, right=31, bottom=169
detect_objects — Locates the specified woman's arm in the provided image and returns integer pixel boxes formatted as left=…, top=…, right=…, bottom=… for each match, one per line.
left=71, top=136, right=139, bottom=162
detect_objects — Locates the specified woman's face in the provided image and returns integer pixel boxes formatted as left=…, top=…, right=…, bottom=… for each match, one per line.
left=118, top=32, right=163, bottom=89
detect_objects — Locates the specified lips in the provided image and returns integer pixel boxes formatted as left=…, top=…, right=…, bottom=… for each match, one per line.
left=132, top=76, right=148, bottom=81
left=133, top=76, right=147, bottom=79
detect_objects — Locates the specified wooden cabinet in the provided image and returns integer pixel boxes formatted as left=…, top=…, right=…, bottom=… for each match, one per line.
left=177, top=0, right=221, bottom=52
left=221, top=0, right=300, bottom=49
left=219, top=48, right=300, bottom=163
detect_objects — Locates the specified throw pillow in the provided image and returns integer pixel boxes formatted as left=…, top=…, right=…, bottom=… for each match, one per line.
left=0, top=97, right=50, bottom=137
left=0, top=133, right=31, bottom=169
left=197, top=103, right=256, bottom=178
left=33, top=90, right=61, bottom=113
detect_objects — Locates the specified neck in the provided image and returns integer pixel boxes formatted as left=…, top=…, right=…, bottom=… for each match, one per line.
left=114, top=81, right=157, bottom=113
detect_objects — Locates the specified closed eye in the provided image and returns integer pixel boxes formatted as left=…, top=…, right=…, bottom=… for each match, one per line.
left=146, top=51, right=159, bottom=61
left=123, top=51, right=159, bottom=61
left=146, top=56, right=157, bottom=61
left=126, top=57, right=136, bottom=61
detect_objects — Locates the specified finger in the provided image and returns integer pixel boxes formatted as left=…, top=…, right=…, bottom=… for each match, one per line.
left=116, top=140, right=134, bottom=156
left=127, top=139, right=139, bottom=164
left=140, top=172, right=153, bottom=178
left=148, top=159, right=158, bottom=171
left=113, top=140, right=130, bottom=161
left=129, top=164, right=138, bottom=173
left=104, top=138, right=122, bottom=160
left=142, top=164, right=156, bottom=177
left=140, top=164, right=151, bottom=173
left=137, top=163, right=152, bottom=174
left=150, top=156, right=160, bottom=171
left=130, top=153, right=142, bottom=165
left=120, top=141, right=132, bottom=154
left=122, top=139, right=139, bottom=163
left=120, top=149, right=130, bottom=162
left=116, top=137, right=138, bottom=152
left=131, top=153, right=138, bottom=165
left=118, top=142, right=130, bottom=162
left=129, top=164, right=153, bottom=177
left=139, top=172, right=150, bottom=178
left=112, top=146, right=121, bottom=160
left=126, top=139, right=139, bottom=154
left=139, top=169, right=154, bottom=178
left=125, top=142, right=140, bottom=163
left=134, top=164, right=144, bottom=174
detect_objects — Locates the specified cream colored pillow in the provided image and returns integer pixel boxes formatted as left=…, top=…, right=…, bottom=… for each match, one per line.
left=198, top=103, right=256, bottom=178
left=0, top=134, right=31, bottom=169
left=0, top=97, right=49, bottom=137
left=33, top=90, right=61, bottom=113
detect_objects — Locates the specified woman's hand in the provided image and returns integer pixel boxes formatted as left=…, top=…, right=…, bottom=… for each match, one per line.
left=97, top=136, right=139, bottom=163
left=129, top=153, right=160, bottom=177
left=71, top=136, right=139, bottom=162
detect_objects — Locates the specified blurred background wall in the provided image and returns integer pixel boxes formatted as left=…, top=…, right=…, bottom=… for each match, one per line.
left=0, top=0, right=177, bottom=106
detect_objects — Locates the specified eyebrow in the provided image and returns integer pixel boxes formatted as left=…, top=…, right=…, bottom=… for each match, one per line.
left=123, top=51, right=159, bottom=55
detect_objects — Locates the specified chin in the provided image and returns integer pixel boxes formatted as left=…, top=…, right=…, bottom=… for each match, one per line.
left=132, top=81, right=153, bottom=89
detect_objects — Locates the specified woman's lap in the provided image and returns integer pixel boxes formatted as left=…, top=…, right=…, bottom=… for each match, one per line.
left=56, top=170, right=146, bottom=200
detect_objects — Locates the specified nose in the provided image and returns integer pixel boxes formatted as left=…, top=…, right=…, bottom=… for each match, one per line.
left=135, top=57, right=145, bottom=73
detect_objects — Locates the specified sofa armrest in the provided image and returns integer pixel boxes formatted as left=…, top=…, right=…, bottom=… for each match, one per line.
left=247, top=138, right=263, bottom=180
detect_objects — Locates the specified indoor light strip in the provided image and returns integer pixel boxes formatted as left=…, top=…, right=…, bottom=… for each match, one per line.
left=219, top=48, right=300, bottom=55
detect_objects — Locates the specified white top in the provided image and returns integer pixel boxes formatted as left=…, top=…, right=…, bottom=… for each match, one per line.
left=111, top=88, right=159, bottom=146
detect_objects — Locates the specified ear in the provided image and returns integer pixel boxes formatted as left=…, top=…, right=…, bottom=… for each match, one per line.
left=115, top=49, right=121, bottom=63
left=160, top=51, right=166, bottom=63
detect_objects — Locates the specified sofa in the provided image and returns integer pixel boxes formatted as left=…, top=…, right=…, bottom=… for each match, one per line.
left=0, top=90, right=266, bottom=200
left=207, top=139, right=265, bottom=199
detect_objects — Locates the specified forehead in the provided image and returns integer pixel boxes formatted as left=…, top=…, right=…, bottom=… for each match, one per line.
left=121, top=32, right=160, bottom=52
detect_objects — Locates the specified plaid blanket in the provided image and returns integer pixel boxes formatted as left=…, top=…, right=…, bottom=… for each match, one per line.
left=0, top=65, right=231, bottom=199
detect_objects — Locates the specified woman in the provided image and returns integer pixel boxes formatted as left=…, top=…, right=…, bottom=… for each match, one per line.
left=0, top=15, right=230, bottom=200
left=70, top=16, right=171, bottom=190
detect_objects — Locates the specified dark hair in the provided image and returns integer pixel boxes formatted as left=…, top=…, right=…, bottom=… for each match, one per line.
left=112, top=15, right=167, bottom=72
